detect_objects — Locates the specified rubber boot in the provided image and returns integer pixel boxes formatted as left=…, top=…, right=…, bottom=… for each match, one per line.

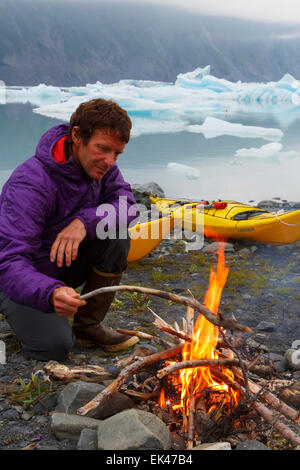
left=73, top=268, right=139, bottom=352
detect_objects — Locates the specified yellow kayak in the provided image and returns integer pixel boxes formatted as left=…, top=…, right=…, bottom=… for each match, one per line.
left=151, top=197, right=300, bottom=246
left=127, top=213, right=177, bottom=262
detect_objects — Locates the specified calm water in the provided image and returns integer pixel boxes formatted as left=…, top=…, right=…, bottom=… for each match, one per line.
left=1, top=102, right=300, bottom=203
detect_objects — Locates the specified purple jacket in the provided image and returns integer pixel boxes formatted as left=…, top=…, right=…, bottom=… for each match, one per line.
left=0, top=123, right=136, bottom=313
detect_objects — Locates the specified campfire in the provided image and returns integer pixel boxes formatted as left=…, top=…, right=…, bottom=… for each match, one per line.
left=44, top=244, right=300, bottom=449
left=157, top=244, right=242, bottom=446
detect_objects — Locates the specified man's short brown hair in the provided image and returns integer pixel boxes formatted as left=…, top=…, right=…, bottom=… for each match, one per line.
left=69, top=98, right=132, bottom=144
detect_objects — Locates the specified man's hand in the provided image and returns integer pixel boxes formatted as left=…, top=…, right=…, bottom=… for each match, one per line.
left=50, top=218, right=87, bottom=268
left=50, top=286, right=86, bottom=317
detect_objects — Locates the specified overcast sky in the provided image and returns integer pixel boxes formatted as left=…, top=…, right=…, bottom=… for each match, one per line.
left=108, top=0, right=300, bottom=24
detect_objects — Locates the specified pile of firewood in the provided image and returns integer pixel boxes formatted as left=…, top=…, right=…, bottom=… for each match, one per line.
left=44, top=285, right=300, bottom=449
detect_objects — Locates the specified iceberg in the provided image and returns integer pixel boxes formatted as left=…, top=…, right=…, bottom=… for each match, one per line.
left=3, top=65, right=300, bottom=138
left=187, top=117, right=284, bottom=142
left=167, top=162, right=200, bottom=180
left=5, top=84, right=69, bottom=106
left=235, top=143, right=283, bottom=158
left=234, top=142, right=299, bottom=159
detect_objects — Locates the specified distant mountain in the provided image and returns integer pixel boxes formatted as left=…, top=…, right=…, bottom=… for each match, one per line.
left=1, top=0, right=300, bottom=86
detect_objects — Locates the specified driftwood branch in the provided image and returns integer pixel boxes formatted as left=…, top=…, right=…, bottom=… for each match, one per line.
left=186, top=305, right=195, bottom=337
left=186, top=306, right=195, bottom=449
left=159, top=327, right=190, bottom=343
left=77, top=344, right=183, bottom=416
left=213, top=368, right=300, bottom=446
left=79, top=285, right=252, bottom=333
left=233, top=367, right=300, bottom=423
left=217, top=351, right=300, bottom=423
left=252, top=400, right=300, bottom=447
left=157, top=358, right=242, bottom=379
left=116, top=328, right=173, bottom=349
left=187, top=396, right=195, bottom=449
left=147, top=307, right=187, bottom=343
left=44, top=361, right=113, bottom=383
left=220, top=328, right=250, bottom=398
left=122, top=388, right=160, bottom=401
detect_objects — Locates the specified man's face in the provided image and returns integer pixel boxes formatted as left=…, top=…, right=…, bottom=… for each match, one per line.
left=72, top=127, right=126, bottom=180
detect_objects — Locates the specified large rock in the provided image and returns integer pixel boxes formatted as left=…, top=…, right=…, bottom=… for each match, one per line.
left=256, top=321, right=276, bottom=333
left=262, top=352, right=286, bottom=373
left=97, top=409, right=171, bottom=450
left=51, top=412, right=100, bottom=441
left=256, top=200, right=283, bottom=210
left=56, top=381, right=135, bottom=419
left=285, top=349, right=300, bottom=371
left=131, top=182, right=165, bottom=209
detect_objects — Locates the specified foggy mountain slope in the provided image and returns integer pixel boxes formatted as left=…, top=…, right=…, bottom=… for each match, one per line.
left=1, top=0, right=300, bottom=86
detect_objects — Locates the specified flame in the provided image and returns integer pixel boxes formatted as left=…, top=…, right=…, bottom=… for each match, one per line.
left=159, top=242, right=240, bottom=419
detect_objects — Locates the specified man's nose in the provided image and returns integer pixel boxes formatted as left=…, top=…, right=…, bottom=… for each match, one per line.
left=104, top=152, right=116, bottom=167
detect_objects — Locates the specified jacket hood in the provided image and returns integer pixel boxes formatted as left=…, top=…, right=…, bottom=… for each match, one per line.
left=35, top=123, right=88, bottom=182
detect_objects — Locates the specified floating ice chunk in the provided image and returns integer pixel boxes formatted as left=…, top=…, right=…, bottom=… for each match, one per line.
left=6, top=84, right=69, bottom=106
left=176, top=69, right=233, bottom=93
left=175, top=66, right=211, bottom=86
left=0, top=80, right=5, bottom=105
left=235, top=142, right=299, bottom=159
left=235, top=143, right=283, bottom=158
left=187, top=117, right=284, bottom=142
left=277, top=73, right=299, bottom=89
left=131, top=118, right=187, bottom=137
left=167, top=162, right=200, bottom=180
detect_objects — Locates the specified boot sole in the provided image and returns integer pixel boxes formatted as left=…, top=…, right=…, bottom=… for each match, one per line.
left=75, top=335, right=139, bottom=352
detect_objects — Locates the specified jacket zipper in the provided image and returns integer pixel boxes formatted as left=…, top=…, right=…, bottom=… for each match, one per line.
left=90, top=180, right=97, bottom=199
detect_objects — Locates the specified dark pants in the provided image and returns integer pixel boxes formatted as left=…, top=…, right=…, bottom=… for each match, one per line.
left=0, top=238, right=130, bottom=361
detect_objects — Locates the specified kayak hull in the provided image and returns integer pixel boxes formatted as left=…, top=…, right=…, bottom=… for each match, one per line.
left=127, top=214, right=176, bottom=262
left=151, top=197, right=300, bottom=246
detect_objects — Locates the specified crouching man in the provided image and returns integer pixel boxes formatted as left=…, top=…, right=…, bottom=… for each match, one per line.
left=0, top=98, right=139, bottom=361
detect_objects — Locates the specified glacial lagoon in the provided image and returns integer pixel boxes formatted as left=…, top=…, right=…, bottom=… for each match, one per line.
left=2, top=67, right=300, bottom=204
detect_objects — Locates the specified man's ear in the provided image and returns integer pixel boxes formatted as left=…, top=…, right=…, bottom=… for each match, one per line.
left=72, top=126, right=82, bottom=146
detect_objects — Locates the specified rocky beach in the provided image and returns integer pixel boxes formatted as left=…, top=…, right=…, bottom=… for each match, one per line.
left=0, top=195, right=300, bottom=451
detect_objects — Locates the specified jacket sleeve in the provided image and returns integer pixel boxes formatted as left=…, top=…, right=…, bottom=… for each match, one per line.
left=75, top=165, right=137, bottom=239
left=0, top=180, right=65, bottom=313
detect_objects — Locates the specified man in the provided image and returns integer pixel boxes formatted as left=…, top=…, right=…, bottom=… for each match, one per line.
left=0, top=98, right=139, bottom=361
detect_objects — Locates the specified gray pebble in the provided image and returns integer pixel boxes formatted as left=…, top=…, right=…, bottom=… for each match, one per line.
left=1, top=409, right=20, bottom=420
left=256, top=321, right=276, bottom=333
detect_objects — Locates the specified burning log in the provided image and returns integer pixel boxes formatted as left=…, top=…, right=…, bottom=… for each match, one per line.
left=187, top=396, right=195, bottom=449
left=77, top=344, right=183, bottom=416
left=157, top=358, right=242, bottom=379
left=186, top=307, right=195, bottom=449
